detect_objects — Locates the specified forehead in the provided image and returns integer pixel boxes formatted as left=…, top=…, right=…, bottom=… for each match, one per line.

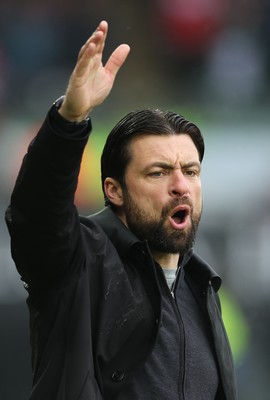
left=128, top=134, right=200, bottom=166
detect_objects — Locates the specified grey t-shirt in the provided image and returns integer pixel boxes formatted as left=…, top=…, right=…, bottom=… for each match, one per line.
left=163, top=267, right=177, bottom=290
left=117, top=266, right=220, bottom=399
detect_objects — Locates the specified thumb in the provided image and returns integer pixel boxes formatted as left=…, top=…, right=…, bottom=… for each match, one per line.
left=105, top=44, right=130, bottom=77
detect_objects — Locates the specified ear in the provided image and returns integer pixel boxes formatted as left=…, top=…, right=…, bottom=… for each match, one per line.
left=104, top=177, right=124, bottom=206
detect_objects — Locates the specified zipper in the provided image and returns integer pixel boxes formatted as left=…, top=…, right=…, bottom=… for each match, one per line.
left=159, top=265, right=186, bottom=399
left=170, top=265, right=181, bottom=298
left=172, top=267, right=186, bottom=399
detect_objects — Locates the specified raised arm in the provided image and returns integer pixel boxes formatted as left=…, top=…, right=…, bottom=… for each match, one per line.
left=6, top=21, right=130, bottom=288
left=59, top=20, right=130, bottom=122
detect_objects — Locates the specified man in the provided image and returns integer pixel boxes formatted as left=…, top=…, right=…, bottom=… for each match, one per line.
left=5, top=21, right=237, bottom=399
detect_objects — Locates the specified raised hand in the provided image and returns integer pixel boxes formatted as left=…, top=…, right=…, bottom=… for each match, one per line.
left=59, top=20, right=130, bottom=122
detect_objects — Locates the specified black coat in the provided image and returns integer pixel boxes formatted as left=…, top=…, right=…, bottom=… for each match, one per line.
left=5, top=109, right=237, bottom=400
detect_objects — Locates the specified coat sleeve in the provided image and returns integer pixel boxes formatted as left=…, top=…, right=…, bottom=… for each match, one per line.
left=5, top=104, right=92, bottom=290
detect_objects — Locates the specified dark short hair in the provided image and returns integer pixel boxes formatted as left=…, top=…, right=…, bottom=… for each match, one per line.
left=101, top=108, right=204, bottom=206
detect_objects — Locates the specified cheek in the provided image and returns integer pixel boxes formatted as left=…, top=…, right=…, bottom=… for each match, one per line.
left=192, top=184, right=202, bottom=206
left=126, top=181, right=164, bottom=212
left=135, top=190, right=159, bottom=209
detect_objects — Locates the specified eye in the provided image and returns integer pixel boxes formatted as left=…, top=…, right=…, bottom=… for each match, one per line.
left=184, top=169, right=199, bottom=177
left=149, top=170, right=166, bottom=178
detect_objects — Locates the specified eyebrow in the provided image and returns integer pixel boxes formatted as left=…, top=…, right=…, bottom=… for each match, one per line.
left=145, top=161, right=201, bottom=171
left=181, top=161, right=201, bottom=171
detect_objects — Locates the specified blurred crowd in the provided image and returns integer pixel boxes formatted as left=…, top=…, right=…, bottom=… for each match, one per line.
left=0, top=0, right=270, bottom=115
left=0, top=1, right=270, bottom=399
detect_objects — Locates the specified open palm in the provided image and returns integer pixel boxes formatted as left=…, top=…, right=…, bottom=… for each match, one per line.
left=60, top=21, right=130, bottom=122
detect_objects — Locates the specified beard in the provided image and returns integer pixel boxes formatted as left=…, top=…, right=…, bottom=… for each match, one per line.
left=122, top=191, right=202, bottom=255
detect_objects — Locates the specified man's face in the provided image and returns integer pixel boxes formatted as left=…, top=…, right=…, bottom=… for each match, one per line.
left=120, top=134, right=202, bottom=256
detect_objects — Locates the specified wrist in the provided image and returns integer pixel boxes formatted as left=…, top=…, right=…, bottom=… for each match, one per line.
left=50, top=97, right=91, bottom=136
left=56, top=97, right=91, bottom=123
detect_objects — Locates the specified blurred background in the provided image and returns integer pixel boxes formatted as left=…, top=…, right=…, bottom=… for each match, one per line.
left=0, top=0, right=269, bottom=398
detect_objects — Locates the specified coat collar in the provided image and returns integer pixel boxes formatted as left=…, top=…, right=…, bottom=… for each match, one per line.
left=88, top=207, right=221, bottom=292
left=184, top=252, right=222, bottom=292
left=88, top=207, right=140, bottom=259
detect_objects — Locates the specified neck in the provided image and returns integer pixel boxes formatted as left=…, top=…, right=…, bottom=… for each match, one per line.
left=151, top=250, right=179, bottom=270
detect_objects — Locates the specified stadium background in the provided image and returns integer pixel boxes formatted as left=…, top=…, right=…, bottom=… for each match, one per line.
left=0, top=1, right=270, bottom=398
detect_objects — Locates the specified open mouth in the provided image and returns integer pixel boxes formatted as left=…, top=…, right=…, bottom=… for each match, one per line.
left=169, top=205, right=190, bottom=229
left=171, top=209, right=187, bottom=224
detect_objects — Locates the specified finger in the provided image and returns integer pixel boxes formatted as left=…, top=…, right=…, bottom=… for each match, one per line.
left=78, top=32, right=103, bottom=61
left=96, top=20, right=108, bottom=47
left=96, top=20, right=108, bottom=36
left=92, top=21, right=108, bottom=57
left=77, top=21, right=108, bottom=61
left=85, top=20, right=108, bottom=52
left=74, top=43, right=98, bottom=79
left=105, top=44, right=130, bottom=77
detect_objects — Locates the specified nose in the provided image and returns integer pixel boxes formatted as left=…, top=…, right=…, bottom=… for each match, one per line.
left=169, top=169, right=190, bottom=198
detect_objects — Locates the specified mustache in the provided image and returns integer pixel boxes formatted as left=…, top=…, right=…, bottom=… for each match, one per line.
left=161, top=196, right=193, bottom=218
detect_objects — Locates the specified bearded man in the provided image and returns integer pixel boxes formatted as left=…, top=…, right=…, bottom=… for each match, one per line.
left=6, top=20, right=237, bottom=400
